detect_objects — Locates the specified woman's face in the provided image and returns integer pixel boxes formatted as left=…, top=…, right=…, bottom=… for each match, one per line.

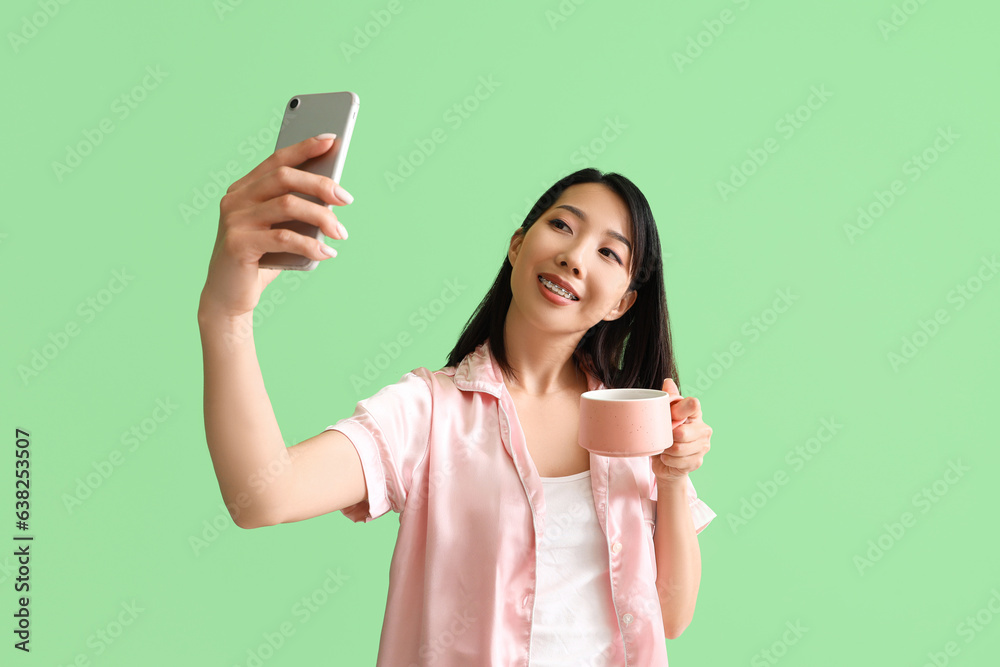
left=507, top=182, right=637, bottom=337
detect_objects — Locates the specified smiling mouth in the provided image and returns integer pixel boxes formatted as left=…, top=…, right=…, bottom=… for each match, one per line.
left=538, top=275, right=578, bottom=301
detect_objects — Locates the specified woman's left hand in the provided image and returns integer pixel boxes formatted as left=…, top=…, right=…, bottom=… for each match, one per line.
left=650, top=378, right=712, bottom=484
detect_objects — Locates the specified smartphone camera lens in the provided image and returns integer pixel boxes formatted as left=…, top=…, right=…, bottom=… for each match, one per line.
left=290, top=98, right=300, bottom=109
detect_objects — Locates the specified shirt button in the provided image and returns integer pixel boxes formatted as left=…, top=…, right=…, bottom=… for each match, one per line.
left=622, top=613, right=633, bottom=625
left=611, top=542, right=622, bottom=554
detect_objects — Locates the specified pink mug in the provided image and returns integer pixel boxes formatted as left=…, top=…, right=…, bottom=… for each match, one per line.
left=578, top=388, right=687, bottom=457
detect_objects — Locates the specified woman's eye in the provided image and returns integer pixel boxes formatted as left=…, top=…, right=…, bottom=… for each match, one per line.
left=550, top=219, right=622, bottom=264
left=601, top=248, right=622, bottom=264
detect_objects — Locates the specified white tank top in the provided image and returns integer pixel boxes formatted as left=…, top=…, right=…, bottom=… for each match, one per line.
left=528, top=469, right=617, bottom=665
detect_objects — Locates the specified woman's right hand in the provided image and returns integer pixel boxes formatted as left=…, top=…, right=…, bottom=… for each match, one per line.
left=198, top=134, right=353, bottom=320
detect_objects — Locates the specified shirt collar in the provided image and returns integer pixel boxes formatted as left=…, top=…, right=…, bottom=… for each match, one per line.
left=453, top=339, right=604, bottom=397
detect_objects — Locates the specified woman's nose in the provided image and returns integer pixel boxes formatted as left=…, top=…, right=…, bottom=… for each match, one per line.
left=560, top=259, right=580, bottom=275
left=558, top=252, right=583, bottom=276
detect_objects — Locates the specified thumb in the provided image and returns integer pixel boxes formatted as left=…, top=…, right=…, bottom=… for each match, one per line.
left=662, top=377, right=680, bottom=396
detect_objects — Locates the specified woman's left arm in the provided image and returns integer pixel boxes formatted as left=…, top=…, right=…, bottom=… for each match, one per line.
left=653, top=475, right=701, bottom=639
left=650, top=378, right=712, bottom=640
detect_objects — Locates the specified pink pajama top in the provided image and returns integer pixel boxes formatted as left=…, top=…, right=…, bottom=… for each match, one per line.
left=324, top=339, right=715, bottom=666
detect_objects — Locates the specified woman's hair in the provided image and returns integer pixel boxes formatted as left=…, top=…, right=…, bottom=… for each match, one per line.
left=444, top=168, right=681, bottom=392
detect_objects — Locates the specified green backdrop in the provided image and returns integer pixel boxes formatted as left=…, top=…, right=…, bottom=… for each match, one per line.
left=4, top=0, right=999, bottom=664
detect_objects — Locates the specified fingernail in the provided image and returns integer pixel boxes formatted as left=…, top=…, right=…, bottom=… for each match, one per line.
left=337, top=222, right=348, bottom=239
left=315, top=133, right=337, bottom=141
left=335, top=184, right=354, bottom=204
left=320, top=244, right=337, bottom=257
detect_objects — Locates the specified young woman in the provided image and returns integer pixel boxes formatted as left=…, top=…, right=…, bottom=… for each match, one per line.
left=199, top=134, right=715, bottom=666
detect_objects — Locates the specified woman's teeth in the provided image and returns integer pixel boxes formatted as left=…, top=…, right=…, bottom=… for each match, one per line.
left=539, top=276, right=578, bottom=300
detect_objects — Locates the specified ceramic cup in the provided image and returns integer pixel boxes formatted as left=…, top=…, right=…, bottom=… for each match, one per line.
left=578, top=388, right=686, bottom=457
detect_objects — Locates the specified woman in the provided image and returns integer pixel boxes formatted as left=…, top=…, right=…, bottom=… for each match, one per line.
left=198, top=134, right=715, bottom=666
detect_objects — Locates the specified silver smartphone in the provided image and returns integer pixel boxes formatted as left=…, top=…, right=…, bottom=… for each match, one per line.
left=259, top=91, right=360, bottom=271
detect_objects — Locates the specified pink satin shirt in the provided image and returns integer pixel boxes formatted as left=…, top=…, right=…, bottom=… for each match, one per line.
left=324, top=339, right=715, bottom=666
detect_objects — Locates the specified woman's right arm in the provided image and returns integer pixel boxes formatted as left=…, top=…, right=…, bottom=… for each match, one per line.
left=197, top=134, right=364, bottom=529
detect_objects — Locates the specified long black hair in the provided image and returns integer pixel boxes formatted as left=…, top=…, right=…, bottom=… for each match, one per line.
left=445, top=168, right=681, bottom=393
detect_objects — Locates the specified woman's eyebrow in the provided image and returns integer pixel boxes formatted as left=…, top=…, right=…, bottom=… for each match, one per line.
left=555, top=204, right=632, bottom=254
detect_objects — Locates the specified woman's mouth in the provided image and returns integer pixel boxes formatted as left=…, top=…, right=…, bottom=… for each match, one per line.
left=538, top=275, right=579, bottom=301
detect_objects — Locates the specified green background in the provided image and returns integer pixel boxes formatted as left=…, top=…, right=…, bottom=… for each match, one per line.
left=4, top=0, right=999, bottom=664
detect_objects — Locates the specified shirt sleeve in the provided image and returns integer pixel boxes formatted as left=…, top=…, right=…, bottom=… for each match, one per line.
left=323, top=369, right=433, bottom=523
left=649, top=461, right=717, bottom=535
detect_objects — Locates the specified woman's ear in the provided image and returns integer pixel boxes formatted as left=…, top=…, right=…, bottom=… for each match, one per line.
left=508, top=227, right=525, bottom=266
left=604, top=289, right=638, bottom=322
